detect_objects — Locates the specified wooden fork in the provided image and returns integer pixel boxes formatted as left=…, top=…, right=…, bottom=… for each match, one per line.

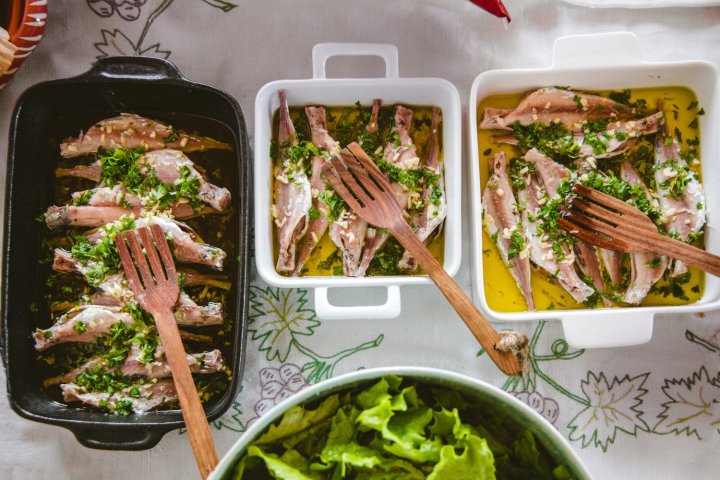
left=558, top=183, right=720, bottom=276
left=322, top=143, right=523, bottom=376
left=116, top=225, right=219, bottom=479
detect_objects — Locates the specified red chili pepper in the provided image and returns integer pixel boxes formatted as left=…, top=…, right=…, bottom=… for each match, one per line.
left=469, top=0, right=511, bottom=22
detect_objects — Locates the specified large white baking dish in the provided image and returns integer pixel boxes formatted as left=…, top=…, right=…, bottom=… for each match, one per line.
left=255, top=43, right=462, bottom=320
left=469, top=32, right=720, bottom=349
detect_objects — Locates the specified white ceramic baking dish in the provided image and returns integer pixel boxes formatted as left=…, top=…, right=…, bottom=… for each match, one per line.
left=255, top=43, right=462, bottom=320
left=469, top=32, right=720, bottom=349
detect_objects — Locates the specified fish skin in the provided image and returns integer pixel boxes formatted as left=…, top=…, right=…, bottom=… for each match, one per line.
left=574, top=240, right=612, bottom=306
left=333, top=100, right=386, bottom=277
left=61, top=381, right=178, bottom=413
left=525, top=148, right=570, bottom=197
left=144, top=149, right=231, bottom=210
left=398, top=106, right=447, bottom=272
left=482, top=152, right=535, bottom=311
left=480, top=87, right=631, bottom=131
left=493, top=112, right=663, bottom=160
left=82, top=215, right=226, bottom=270
left=59, top=149, right=231, bottom=211
left=274, top=90, right=312, bottom=273
left=51, top=253, right=224, bottom=326
left=44, top=346, right=225, bottom=387
left=527, top=148, right=609, bottom=305
left=33, top=305, right=134, bottom=351
left=292, top=106, right=336, bottom=276
left=599, top=248, right=624, bottom=287
left=44, top=203, right=209, bottom=230
left=620, top=161, right=668, bottom=304
left=356, top=104, right=414, bottom=276
left=60, top=113, right=230, bottom=158
left=654, top=116, right=706, bottom=277
left=329, top=212, right=367, bottom=277
left=518, top=175, right=594, bottom=303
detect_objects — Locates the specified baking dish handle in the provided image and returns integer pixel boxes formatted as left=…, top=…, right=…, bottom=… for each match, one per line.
left=552, top=32, right=644, bottom=69
left=560, top=312, right=654, bottom=349
left=315, top=285, right=401, bottom=320
left=312, top=43, right=399, bottom=79
left=77, top=57, right=186, bottom=82
left=70, top=425, right=171, bottom=450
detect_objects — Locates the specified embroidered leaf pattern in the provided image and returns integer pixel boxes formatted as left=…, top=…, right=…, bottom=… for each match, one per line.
left=568, top=371, right=650, bottom=451
left=249, top=285, right=320, bottom=362
left=212, top=401, right=246, bottom=432
left=94, top=29, right=138, bottom=57
left=137, top=42, right=171, bottom=59
left=94, top=29, right=170, bottom=59
left=653, top=366, right=720, bottom=439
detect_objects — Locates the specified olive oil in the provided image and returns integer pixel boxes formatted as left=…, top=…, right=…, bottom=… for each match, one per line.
left=273, top=103, right=445, bottom=277
left=478, top=87, right=705, bottom=312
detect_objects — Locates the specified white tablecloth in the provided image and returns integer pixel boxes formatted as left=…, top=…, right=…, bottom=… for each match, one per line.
left=2, top=1, right=720, bottom=479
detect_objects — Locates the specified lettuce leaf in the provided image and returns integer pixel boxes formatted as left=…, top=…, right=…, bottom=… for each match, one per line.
left=233, top=377, right=575, bottom=480
left=234, top=445, right=318, bottom=480
left=256, top=395, right=340, bottom=445
left=427, top=434, right=496, bottom=480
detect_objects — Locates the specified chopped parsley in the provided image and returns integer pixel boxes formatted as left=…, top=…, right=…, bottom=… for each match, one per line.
left=318, top=188, right=347, bottom=222
left=308, top=205, right=320, bottom=221
left=70, top=216, right=136, bottom=286
left=507, top=227, right=525, bottom=260
left=73, top=190, right=93, bottom=206
left=512, top=122, right=580, bottom=159
left=97, top=148, right=204, bottom=211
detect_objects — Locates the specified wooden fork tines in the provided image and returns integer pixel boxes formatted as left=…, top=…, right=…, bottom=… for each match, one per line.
left=116, top=225, right=219, bottom=479
left=559, top=183, right=720, bottom=277
left=322, top=143, right=524, bottom=376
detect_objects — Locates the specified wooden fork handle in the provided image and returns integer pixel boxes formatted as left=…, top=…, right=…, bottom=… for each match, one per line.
left=648, top=232, right=720, bottom=277
left=390, top=223, right=521, bottom=376
left=153, top=307, right=219, bottom=479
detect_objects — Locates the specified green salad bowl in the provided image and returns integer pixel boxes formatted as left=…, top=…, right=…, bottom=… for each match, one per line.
left=210, top=367, right=594, bottom=479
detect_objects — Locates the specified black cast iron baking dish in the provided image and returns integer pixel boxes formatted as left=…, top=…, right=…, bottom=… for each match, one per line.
left=1, top=57, right=251, bottom=450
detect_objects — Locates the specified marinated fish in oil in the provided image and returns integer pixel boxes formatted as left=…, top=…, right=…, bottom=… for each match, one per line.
left=481, top=87, right=630, bottom=131
left=52, top=252, right=223, bottom=326
left=399, top=106, right=447, bottom=272
left=493, top=112, right=662, bottom=160
left=60, top=113, right=230, bottom=158
left=44, top=347, right=225, bottom=387
left=330, top=103, right=387, bottom=277
left=655, top=115, right=706, bottom=277
left=482, top=152, right=534, bottom=311
left=527, top=148, right=609, bottom=306
left=621, top=161, right=668, bottom=304
left=356, top=105, right=414, bottom=276
left=518, top=175, right=594, bottom=302
left=57, top=149, right=231, bottom=211
left=44, top=203, right=205, bottom=229
left=274, top=90, right=312, bottom=273
left=292, top=106, right=337, bottom=276
left=61, top=381, right=178, bottom=413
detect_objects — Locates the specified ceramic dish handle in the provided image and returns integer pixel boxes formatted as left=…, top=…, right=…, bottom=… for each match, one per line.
left=312, top=43, right=399, bottom=79
left=552, top=32, right=643, bottom=69
left=79, top=57, right=186, bottom=82
left=70, top=425, right=171, bottom=450
left=314, top=286, right=401, bottom=320
left=560, top=312, right=654, bottom=349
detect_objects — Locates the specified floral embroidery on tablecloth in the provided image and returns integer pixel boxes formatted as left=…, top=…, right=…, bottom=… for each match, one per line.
left=89, top=0, right=238, bottom=59
left=212, top=284, right=383, bottom=432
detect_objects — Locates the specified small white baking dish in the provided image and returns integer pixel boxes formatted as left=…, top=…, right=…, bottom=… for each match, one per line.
left=469, top=32, right=720, bottom=348
left=255, top=43, right=462, bottom=320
